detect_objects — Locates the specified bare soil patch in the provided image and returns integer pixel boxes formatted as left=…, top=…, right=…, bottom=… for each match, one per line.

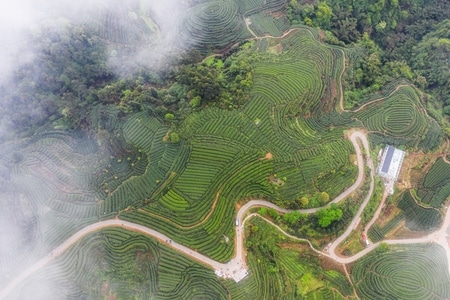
left=271, top=11, right=285, bottom=19
left=262, top=152, right=273, bottom=160
left=375, top=205, right=401, bottom=228
left=330, top=80, right=337, bottom=100
left=318, top=255, right=346, bottom=274
left=280, top=242, right=310, bottom=252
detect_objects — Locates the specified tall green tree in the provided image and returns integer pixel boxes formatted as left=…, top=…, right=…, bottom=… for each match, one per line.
left=316, top=204, right=342, bottom=227
left=314, top=2, right=333, bottom=29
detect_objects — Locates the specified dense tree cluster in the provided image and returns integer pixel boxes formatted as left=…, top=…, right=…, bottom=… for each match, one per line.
left=2, top=0, right=449, bottom=143
left=315, top=203, right=343, bottom=228
left=0, top=21, right=114, bottom=139
left=287, top=0, right=450, bottom=130
left=176, top=45, right=256, bottom=110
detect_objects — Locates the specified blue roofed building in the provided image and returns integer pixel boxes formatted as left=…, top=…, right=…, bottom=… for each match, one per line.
left=378, top=145, right=405, bottom=182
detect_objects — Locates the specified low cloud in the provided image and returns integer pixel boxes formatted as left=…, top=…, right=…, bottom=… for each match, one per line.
left=0, top=0, right=192, bottom=81
left=0, top=0, right=194, bottom=296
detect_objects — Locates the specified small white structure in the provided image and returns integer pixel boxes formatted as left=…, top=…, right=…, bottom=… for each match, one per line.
left=378, top=145, right=405, bottom=182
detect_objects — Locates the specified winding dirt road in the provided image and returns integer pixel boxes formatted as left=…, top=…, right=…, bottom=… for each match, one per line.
left=0, top=220, right=248, bottom=299
left=0, top=131, right=371, bottom=297
left=363, top=187, right=389, bottom=242
left=1, top=131, right=450, bottom=299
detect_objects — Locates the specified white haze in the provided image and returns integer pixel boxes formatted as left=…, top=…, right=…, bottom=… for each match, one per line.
left=0, top=0, right=192, bottom=297
left=0, top=0, right=189, bottom=81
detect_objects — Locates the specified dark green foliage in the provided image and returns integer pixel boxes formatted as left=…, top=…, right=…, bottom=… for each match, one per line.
left=397, top=191, right=442, bottom=231
left=416, top=158, right=450, bottom=208
left=316, top=203, right=343, bottom=227
left=177, top=65, right=223, bottom=103
left=282, top=211, right=302, bottom=225
left=367, top=212, right=405, bottom=242
left=0, top=21, right=113, bottom=138
left=286, top=1, right=332, bottom=30
left=412, top=20, right=450, bottom=105
left=175, top=48, right=255, bottom=109
left=245, top=217, right=353, bottom=298
left=267, top=208, right=279, bottom=219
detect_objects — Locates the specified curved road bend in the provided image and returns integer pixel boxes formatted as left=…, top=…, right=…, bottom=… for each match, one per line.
left=244, top=199, right=450, bottom=270
left=237, top=131, right=377, bottom=263
left=0, top=131, right=372, bottom=299
left=2, top=131, right=450, bottom=299
left=327, top=134, right=375, bottom=259
left=236, top=131, right=370, bottom=218
left=0, top=220, right=246, bottom=299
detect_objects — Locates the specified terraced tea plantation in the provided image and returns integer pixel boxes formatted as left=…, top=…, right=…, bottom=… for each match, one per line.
left=235, top=0, right=287, bottom=15
left=354, top=85, right=442, bottom=150
left=6, top=224, right=352, bottom=300
left=416, top=158, right=450, bottom=208
left=368, top=212, right=405, bottom=242
left=352, top=244, right=450, bottom=299
left=1, top=0, right=449, bottom=297
left=120, top=28, right=359, bottom=262
left=179, top=0, right=252, bottom=51
left=0, top=24, right=362, bottom=296
left=178, top=0, right=290, bottom=51
left=6, top=228, right=229, bottom=299
left=397, top=191, right=442, bottom=231
left=247, top=13, right=290, bottom=37
left=0, top=129, right=108, bottom=285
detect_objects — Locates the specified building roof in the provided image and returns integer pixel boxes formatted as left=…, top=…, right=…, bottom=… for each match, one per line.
left=381, top=146, right=395, bottom=173
left=378, top=145, right=405, bottom=182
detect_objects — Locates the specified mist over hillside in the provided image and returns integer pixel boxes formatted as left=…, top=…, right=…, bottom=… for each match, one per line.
left=0, top=0, right=194, bottom=140
left=0, top=0, right=195, bottom=297
left=0, top=0, right=448, bottom=298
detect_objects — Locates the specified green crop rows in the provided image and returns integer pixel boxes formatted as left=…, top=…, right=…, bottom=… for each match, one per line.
left=354, top=85, right=443, bottom=150
left=97, top=110, right=188, bottom=216
left=355, top=86, right=431, bottom=147
left=397, top=191, right=442, bottom=231
left=234, top=0, right=287, bottom=16
left=3, top=10, right=447, bottom=298
left=178, top=0, right=291, bottom=52
left=7, top=228, right=230, bottom=299
left=179, top=0, right=252, bottom=51
left=91, top=1, right=153, bottom=45
left=417, top=158, right=450, bottom=208
left=115, top=29, right=358, bottom=261
left=0, top=125, right=113, bottom=284
left=248, top=13, right=290, bottom=37
left=8, top=225, right=353, bottom=299
left=352, top=244, right=450, bottom=299
left=368, top=212, right=405, bottom=242
left=238, top=217, right=353, bottom=299
left=423, top=158, right=450, bottom=187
